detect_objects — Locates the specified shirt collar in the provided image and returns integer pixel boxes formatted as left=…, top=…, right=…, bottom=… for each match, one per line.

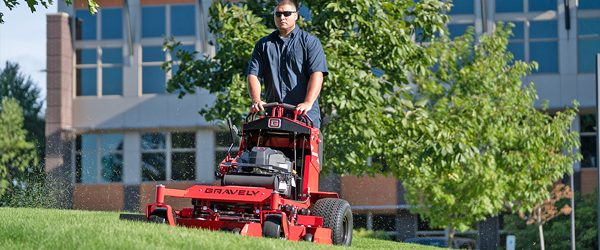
left=276, top=25, right=300, bottom=39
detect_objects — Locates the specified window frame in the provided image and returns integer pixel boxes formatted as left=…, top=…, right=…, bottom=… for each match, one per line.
left=74, top=133, right=125, bottom=184
left=140, top=131, right=197, bottom=182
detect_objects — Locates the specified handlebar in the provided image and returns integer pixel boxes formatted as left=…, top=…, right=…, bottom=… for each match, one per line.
left=245, top=102, right=313, bottom=127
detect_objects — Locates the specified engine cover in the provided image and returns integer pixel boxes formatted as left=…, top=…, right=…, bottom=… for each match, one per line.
left=249, top=147, right=293, bottom=172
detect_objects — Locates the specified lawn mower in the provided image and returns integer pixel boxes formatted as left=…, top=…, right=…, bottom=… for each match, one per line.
left=145, top=103, right=353, bottom=246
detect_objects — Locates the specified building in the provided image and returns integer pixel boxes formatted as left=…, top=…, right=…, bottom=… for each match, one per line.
left=45, top=0, right=600, bottom=249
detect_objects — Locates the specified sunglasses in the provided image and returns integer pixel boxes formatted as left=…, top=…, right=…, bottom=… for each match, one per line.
left=274, top=11, right=297, bottom=17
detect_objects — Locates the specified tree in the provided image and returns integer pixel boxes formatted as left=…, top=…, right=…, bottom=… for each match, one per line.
left=1, top=0, right=99, bottom=24
left=402, top=24, right=581, bottom=247
left=0, top=61, right=45, bottom=151
left=517, top=184, right=573, bottom=250
left=0, top=98, right=38, bottom=204
left=0, top=62, right=46, bottom=207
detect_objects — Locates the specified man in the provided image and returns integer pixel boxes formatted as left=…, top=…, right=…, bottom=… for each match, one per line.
left=246, top=0, right=328, bottom=129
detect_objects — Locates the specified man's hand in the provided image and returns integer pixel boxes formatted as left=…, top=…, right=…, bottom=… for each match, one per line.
left=250, top=101, right=267, bottom=113
left=296, top=102, right=312, bottom=115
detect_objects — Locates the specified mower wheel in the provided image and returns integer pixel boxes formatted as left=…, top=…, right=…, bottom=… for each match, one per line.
left=303, top=233, right=314, bottom=242
left=231, top=227, right=241, bottom=234
left=313, top=198, right=353, bottom=246
left=263, top=214, right=282, bottom=238
left=148, top=208, right=176, bottom=225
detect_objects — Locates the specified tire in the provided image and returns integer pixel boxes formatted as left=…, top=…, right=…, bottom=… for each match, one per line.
left=263, top=214, right=282, bottom=238
left=313, top=198, right=353, bottom=246
left=304, top=233, right=314, bottom=242
left=231, top=228, right=242, bottom=234
left=148, top=208, right=176, bottom=225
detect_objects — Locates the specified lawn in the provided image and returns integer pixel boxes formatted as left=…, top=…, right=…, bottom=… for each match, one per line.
left=0, top=207, right=440, bottom=249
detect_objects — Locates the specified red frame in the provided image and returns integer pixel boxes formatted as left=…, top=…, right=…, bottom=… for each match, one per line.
left=146, top=104, right=338, bottom=244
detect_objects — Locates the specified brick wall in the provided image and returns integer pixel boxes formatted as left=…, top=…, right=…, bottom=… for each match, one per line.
left=341, top=174, right=398, bottom=213
left=580, top=168, right=597, bottom=195
left=45, top=13, right=74, bottom=208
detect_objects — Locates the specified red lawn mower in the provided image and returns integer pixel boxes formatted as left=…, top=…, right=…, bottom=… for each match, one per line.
left=145, top=103, right=353, bottom=246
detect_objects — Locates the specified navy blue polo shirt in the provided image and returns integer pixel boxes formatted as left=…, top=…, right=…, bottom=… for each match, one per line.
left=246, top=26, right=328, bottom=128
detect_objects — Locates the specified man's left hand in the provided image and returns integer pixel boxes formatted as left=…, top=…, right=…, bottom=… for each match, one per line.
left=296, top=102, right=312, bottom=115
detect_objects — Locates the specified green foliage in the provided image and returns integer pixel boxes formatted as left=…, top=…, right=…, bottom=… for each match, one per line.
left=163, top=0, right=450, bottom=174
left=0, top=208, right=441, bottom=250
left=0, top=98, right=38, bottom=202
left=353, top=228, right=392, bottom=241
left=0, top=0, right=99, bottom=23
left=0, top=62, right=46, bottom=208
left=0, top=62, right=45, bottom=153
left=503, top=191, right=598, bottom=250
left=404, top=23, right=581, bottom=234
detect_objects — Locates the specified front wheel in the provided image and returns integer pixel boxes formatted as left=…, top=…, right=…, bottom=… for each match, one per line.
left=148, top=207, right=176, bottom=225
left=263, top=214, right=282, bottom=238
left=313, top=198, right=353, bottom=246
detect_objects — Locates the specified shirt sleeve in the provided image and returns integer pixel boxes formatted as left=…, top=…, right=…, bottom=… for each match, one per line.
left=306, top=35, right=328, bottom=77
left=246, top=39, right=264, bottom=77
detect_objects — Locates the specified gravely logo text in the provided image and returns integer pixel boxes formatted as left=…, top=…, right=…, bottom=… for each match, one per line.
left=205, top=188, right=260, bottom=196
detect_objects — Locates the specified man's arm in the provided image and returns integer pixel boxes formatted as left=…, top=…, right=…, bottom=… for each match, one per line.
left=247, top=74, right=266, bottom=112
left=296, top=71, right=323, bottom=115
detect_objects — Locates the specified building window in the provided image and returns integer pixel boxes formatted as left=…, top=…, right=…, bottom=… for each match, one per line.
left=215, top=131, right=238, bottom=169
left=529, top=20, right=558, bottom=73
left=75, top=9, right=96, bottom=40
left=447, top=23, right=474, bottom=40
left=580, top=0, right=600, bottom=10
left=580, top=114, right=596, bottom=168
left=529, top=0, right=556, bottom=12
left=496, top=0, right=523, bottom=13
left=141, top=45, right=195, bottom=94
left=101, top=8, right=123, bottom=39
left=495, top=0, right=557, bottom=13
left=171, top=4, right=196, bottom=36
left=141, top=132, right=196, bottom=182
left=507, top=22, right=525, bottom=62
left=75, top=134, right=124, bottom=184
left=448, top=0, right=474, bottom=15
left=76, top=47, right=123, bottom=96
left=503, top=20, right=558, bottom=73
left=142, top=4, right=196, bottom=38
left=577, top=18, right=600, bottom=73
left=76, top=7, right=123, bottom=40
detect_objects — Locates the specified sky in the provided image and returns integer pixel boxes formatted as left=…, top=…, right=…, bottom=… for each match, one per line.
left=0, top=3, right=58, bottom=112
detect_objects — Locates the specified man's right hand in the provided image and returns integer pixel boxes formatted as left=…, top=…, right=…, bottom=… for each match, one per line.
left=250, top=101, right=267, bottom=113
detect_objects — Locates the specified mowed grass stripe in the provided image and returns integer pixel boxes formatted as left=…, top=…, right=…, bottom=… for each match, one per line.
left=0, top=207, right=438, bottom=250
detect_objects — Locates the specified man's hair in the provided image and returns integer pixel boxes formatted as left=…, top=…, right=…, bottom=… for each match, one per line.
left=275, top=0, right=297, bottom=11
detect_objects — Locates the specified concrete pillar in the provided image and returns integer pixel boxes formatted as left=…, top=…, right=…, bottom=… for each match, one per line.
left=477, top=215, right=500, bottom=250
left=366, top=212, right=373, bottom=231
left=395, top=209, right=417, bottom=242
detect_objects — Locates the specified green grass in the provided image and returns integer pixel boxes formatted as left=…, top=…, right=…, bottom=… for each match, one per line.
left=0, top=207, right=440, bottom=250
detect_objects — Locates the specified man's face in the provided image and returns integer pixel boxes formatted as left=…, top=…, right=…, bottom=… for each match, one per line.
left=274, top=4, right=297, bottom=31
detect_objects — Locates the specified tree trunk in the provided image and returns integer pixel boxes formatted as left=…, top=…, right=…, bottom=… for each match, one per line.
left=538, top=207, right=545, bottom=250
left=447, top=224, right=456, bottom=248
